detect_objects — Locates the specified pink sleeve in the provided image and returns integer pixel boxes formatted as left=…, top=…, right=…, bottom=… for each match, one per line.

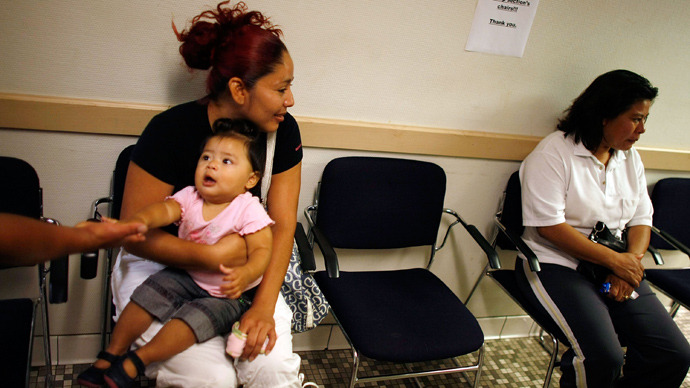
left=167, top=186, right=196, bottom=226
left=237, top=195, right=274, bottom=236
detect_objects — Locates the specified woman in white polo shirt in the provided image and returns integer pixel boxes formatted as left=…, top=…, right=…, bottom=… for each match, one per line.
left=516, top=70, right=690, bottom=388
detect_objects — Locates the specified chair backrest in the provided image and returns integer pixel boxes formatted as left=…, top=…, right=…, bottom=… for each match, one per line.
left=495, top=171, right=522, bottom=250
left=99, top=145, right=135, bottom=345
left=110, top=145, right=136, bottom=220
left=0, top=157, right=43, bottom=271
left=650, top=178, right=690, bottom=250
left=0, top=156, right=42, bottom=219
left=315, top=156, right=446, bottom=249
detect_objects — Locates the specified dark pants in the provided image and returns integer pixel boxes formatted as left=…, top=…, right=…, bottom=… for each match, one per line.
left=130, top=267, right=254, bottom=343
left=515, top=259, right=690, bottom=387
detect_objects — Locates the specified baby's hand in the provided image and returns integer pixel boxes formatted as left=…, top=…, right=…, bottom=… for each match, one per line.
left=112, top=219, right=148, bottom=244
left=219, top=264, right=251, bottom=299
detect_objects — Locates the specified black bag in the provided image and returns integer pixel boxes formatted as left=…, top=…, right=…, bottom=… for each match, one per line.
left=588, top=222, right=627, bottom=253
left=577, top=222, right=627, bottom=284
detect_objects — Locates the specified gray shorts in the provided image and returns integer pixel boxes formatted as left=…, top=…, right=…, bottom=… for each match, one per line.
left=130, top=267, right=254, bottom=343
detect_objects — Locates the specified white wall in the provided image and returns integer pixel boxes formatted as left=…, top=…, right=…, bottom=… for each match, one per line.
left=2, top=0, right=690, bottom=363
left=2, top=1, right=690, bottom=148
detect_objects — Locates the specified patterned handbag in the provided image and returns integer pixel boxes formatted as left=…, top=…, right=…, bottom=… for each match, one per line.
left=262, top=133, right=329, bottom=332
left=280, top=243, right=329, bottom=332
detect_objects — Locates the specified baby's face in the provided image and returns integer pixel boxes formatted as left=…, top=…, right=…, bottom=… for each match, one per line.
left=195, top=136, right=258, bottom=204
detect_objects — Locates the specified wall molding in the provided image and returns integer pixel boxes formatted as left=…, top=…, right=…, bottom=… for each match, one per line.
left=1, top=93, right=689, bottom=171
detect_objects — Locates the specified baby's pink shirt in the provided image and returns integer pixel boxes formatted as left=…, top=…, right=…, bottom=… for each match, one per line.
left=169, top=187, right=274, bottom=297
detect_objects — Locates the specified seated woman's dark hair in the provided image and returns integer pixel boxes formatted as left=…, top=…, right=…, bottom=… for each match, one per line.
left=557, top=69, right=658, bottom=152
left=209, top=118, right=267, bottom=197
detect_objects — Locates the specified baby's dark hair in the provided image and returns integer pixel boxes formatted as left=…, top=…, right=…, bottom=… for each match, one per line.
left=208, top=118, right=267, bottom=196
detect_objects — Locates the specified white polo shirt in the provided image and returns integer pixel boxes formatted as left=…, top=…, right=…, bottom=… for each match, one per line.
left=518, top=131, right=653, bottom=269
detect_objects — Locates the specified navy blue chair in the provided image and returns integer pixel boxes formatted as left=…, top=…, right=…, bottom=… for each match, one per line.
left=82, top=145, right=135, bottom=350
left=304, top=156, right=498, bottom=387
left=0, top=156, right=69, bottom=387
left=481, top=170, right=568, bottom=387
left=479, top=171, right=666, bottom=387
left=645, top=178, right=690, bottom=317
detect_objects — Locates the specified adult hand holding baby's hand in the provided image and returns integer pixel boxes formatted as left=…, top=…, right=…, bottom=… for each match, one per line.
left=75, top=216, right=147, bottom=247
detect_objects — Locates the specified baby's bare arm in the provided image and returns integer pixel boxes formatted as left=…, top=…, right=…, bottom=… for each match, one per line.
left=242, top=227, right=273, bottom=278
left=220, top=227, right=272, bottom=298
left=122, top=199, right=182, bottom=230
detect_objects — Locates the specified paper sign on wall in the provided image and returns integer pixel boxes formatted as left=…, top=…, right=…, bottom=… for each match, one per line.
left=465, top=0, right=540, bottom=58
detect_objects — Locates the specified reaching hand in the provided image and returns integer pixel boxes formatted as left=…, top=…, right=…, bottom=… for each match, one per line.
left=0, top=213, right=147, bottom=266
left=75, top=217, right=147, bottom=249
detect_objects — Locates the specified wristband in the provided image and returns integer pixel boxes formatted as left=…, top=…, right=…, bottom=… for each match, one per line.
left=599, top=282, right=611, bottom=294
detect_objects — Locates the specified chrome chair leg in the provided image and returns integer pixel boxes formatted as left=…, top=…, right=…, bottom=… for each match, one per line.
left=349, top=348, right=360, bottom=388
left=543, top=335, right=558, bottom=388
left=472, top=343, right=484, bottom=388
left=38, top=264, right=53, bottom=386
left=670, top=301, right=681, bottom=319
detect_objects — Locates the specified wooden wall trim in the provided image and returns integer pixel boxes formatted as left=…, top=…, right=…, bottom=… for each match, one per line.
left=1, top=93, right=689, bottom=171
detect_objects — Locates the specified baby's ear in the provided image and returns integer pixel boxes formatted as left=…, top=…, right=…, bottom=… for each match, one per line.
left=245, top=172, right=261, bottom=190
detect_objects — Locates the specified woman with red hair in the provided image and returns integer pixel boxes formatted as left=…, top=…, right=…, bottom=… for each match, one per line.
left=89, top=2, right=309, bottom=386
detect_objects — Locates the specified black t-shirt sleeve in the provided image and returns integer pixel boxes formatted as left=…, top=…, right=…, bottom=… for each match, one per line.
left=131, top=112, right=181, bottom=186
left=273, top=112, right=303, bottom=174
left=130, top=101, right=210, bottom=193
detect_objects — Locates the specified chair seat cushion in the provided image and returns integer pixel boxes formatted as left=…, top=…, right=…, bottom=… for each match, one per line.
left=314, top=268, right=483, bottom=363
left=646, top=268, right=690, bottom=308
left=0, top=298, right=35, bottom=387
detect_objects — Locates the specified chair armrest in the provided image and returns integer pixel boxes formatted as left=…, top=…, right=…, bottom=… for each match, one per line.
left=79, top=218, right=101, bottom=279
left=80, top=196, right=114, bottom=280
left=443, top=209, right=500, bottom=270
left=48, top=256, right=69, bottom=303
left=652, top=226, right=690, bottom=257
left=42, top=217, right=69, bottom=303
left=466, top=224, right=501, bottom=270
left=494, top=217, right=541, bottom=272
left=647, top=245, right=664, bottom=266
left=294, top=222, right=316, bottom=273
left=311, top=225, right=340, bottom=278
left=93, top=196, right=113, bottom=216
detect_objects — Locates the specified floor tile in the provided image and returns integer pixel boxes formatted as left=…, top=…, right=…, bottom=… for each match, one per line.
left=34, top=308, right=690, bottom=387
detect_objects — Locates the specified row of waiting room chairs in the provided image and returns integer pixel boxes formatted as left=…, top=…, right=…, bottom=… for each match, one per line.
left=292, top=157, right=690, bottom=387
left=2, top=147, right=688, bottom=387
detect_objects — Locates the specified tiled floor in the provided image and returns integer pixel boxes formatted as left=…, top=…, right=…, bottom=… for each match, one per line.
left=32, top=309, right=690, bottom=387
